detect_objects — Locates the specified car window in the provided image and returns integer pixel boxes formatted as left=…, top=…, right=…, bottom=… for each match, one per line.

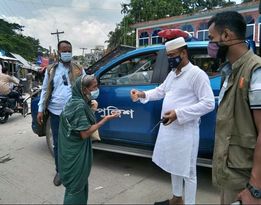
left=191, top=54, right=221, bottom=76
left=99, top=53, right=157, bottom=85
left=189, top=48, right=222, bottom=77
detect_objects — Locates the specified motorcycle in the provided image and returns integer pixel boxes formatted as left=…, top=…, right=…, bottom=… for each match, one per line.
left=0, top=84, right=29, bottom=123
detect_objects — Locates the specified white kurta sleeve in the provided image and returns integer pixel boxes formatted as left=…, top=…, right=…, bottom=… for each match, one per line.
left=139, top=72, right=172, bottom=104
left=175, top=70, right=215, bottom=124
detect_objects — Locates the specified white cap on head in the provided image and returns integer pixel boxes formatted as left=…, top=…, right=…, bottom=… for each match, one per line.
left=165, top=37, right=187, bottom=52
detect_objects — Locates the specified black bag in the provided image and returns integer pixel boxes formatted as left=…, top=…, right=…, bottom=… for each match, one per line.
left=36, top=110, right=49, bottom=137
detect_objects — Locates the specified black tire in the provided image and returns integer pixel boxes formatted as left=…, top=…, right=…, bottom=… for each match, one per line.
left=45, top=118, right=54, bottom=157
left=0, top=114, right=9, bottom=124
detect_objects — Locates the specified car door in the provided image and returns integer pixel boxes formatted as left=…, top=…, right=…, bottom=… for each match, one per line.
left=189, top=47, right=222, bottom=158
left=96, top=49, right=168, bottom=149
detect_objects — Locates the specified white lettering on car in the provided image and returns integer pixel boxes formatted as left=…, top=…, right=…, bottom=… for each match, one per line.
left=97, top=106, right=134, bottom=119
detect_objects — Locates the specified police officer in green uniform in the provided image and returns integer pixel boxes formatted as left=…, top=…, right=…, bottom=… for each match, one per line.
left=207, top=11, right=261, bottom=204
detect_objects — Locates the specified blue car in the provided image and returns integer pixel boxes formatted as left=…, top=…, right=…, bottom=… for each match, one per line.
left=31, top=41, right=222, bottom=167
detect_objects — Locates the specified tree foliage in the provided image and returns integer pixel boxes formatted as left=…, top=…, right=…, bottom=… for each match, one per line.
left=106, top=0, right=236, bottom=50
left=182, top=0, right=235, bottom=13
left=0, top=19, right=46, bottom=61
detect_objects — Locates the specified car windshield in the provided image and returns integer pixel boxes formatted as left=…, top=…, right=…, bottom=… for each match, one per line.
left=189, top=48, right=222, bottom=77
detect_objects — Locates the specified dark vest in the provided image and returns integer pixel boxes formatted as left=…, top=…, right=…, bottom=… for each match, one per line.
left=43, top=62, right=83, bottom=112
left=212, top=50, right=261, bottom=189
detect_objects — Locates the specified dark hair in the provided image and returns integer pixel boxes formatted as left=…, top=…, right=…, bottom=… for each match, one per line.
left=208, top=11, right=246, bottom=39
left=57, top=40, right=71, bottom=49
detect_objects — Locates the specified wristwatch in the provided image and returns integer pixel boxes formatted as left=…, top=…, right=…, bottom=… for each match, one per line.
left=246, top=182, right=261, bottom=199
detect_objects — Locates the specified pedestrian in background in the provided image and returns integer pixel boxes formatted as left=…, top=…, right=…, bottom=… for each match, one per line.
left=0, top=66, right=21, bottom=110
left=131, top=37, right=215, bottom=205
left=37, top=40, right=84, bottom=186
left=58, top=75, right=119, bottom=204
left=208, top=11, right=261, bottom=204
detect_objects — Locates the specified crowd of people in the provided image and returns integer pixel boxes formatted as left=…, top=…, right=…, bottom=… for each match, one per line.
left=30, top=10, right=261, bottom=205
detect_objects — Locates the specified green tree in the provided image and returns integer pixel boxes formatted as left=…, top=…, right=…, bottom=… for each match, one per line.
left=0, top=19, right=45, bottom=61
left=129, top=0, right=183, bottom=22
left=107, top=0, right=183, bottom=49
left=106, top=0, right=237, bottom=50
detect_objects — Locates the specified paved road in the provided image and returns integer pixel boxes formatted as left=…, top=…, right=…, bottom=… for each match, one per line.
left=0, top=114, right=220, bottom=204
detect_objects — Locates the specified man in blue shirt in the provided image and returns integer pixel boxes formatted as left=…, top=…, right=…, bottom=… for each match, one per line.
left=37, top=40, right=84, bottom=186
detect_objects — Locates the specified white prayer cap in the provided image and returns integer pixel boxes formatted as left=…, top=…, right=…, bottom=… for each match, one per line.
left=165, top=37, right=187, bottom=52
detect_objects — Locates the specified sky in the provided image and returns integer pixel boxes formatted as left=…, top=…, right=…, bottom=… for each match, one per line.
left=0, top=0, right=130, bottom=55
left=0, top=0, right=242, bottom=56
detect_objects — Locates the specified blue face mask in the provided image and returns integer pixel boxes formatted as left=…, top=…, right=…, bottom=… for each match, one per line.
left=60, top=52, right=72, bottom=63
left=168, top=56, right=182, bottom=70
left=91, top=89, right=99, bottom=99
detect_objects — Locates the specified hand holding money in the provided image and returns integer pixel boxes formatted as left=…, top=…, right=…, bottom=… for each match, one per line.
left=91, top=100, right=98, bottom=111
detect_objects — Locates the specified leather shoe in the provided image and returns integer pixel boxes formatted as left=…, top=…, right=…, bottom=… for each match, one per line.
left=53, top=173, right=62, bottom=186
left=154, top=200, right=169, bottom=205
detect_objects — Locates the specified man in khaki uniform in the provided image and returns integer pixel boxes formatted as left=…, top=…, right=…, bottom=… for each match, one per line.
left=208, top=11, right=261, bottom=204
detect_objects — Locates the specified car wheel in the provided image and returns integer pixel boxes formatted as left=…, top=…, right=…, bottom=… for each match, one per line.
left=45, top=118, right=54, bottom=157
left=0, top=114, right=9, bottom=124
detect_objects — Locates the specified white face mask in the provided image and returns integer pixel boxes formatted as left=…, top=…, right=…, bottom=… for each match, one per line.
left=60, top=52, right=72, bottom=62
left=91, top=89, right=99, bottom=99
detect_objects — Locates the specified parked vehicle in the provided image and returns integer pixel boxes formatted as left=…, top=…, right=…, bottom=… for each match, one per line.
left=0, top=84, right=29, bottom=123
left=30, top=40, right=254, bottom=167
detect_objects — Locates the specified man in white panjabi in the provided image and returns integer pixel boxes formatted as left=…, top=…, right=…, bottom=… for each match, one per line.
left=130, top=37, right=215, bottom=205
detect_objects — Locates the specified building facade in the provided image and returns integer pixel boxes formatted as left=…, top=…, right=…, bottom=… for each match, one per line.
left=132, top=1, right=261, bottom=48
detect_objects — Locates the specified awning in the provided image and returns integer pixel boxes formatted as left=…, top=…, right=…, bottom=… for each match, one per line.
left=10, top=53, right=31, bottom=69
left=0, top=56, right=18, bottom=61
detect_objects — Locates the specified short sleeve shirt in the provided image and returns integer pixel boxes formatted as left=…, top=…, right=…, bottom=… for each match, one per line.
left=219, top=66, right=261, bottom=109
left=249, top=68, right=261, bottom=109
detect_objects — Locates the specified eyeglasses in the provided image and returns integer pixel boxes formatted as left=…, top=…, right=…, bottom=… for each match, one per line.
left=62, top=74, right=68, bottom=86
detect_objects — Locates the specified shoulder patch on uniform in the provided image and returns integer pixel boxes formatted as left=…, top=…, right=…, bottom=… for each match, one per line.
left=239, top=77, right=245, bottom=89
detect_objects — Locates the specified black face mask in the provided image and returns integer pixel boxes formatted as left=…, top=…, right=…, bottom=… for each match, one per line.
left=216, top=44, right=229, bottom=61
left=208, top=40, right=245, bottom=61
left=168, top=56, right=182, bottom=70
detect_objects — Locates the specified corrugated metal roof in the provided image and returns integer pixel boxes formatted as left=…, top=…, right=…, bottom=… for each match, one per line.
left=0, top=56, right=18, bottom=61
left=10, top=53, right=31, bottom=69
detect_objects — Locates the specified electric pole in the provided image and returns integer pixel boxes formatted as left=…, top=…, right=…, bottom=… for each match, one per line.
left=51, top=29, right=64, bottom=44
left=80, top=47, right=88, bottom=57
left=80, top=47, right=88, bottom=65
